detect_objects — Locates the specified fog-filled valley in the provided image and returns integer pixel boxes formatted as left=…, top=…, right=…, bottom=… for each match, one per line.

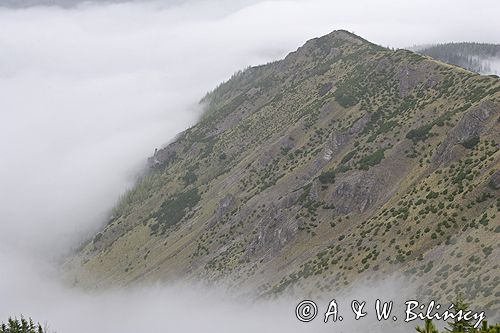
left=1, top=1, right=499, bottom=332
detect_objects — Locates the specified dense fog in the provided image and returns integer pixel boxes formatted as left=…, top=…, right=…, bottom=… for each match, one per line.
left=0, top=0, right=499, bottom=332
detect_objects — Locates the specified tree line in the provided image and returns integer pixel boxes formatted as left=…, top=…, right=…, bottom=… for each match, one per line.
left=415, top=42, right=500, bottom=74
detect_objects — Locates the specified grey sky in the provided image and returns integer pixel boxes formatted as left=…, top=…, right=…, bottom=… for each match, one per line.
left=0, top=0, right=263, bottom=9
left=0, top=1, right=499, bottom=332
left=0, top=0, right=179, bottom=8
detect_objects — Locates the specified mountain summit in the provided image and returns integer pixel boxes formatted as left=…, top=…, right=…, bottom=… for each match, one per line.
left=68, top=31, right=500, bottom=312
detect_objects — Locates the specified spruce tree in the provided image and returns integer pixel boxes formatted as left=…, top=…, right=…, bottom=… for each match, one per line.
left=416, top=318, right=439, bottom=333
left=0, top=316, right=45, bottom=333
left=445, top=294, right=475, bottom=333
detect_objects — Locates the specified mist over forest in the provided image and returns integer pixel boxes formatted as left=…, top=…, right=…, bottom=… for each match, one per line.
left=415, top=42, right=500, bottom=75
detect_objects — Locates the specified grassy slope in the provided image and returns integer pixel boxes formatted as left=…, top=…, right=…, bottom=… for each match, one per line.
left=67, top=30, right=500, bottom=313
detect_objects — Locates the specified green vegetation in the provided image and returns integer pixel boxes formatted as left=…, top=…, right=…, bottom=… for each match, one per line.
left=182, top=168, right=198, bottom=185
left=151, top=188, right=201, bottom=233
left=334, top=86, right=358, bottom=108
left=111, top=170, right=163, bottom=218
left=406, top=123, right=434, bottom=142
left=340, top=150, right=356, bottom=164
left=318, top=170, right=336, bottom=184
left=414, top=296, right=500, bottom=333
left=416, top=42, right=500, bottom=74
left=416, top=319, right=439, bottom=333
left=76, top=30, right=500, bottom=313
left=416, top=319, right=500, bottom=333
left=358, top=149, right=386, bottom=170
left=461, top=136, right=480, bottom=149
left=1, top=317, right=45, bottom=333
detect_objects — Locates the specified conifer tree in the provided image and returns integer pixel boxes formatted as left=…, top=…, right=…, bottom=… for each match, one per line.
left=0, top=316, right=45, bottom=333
left=416, top=319, right=440, bottom=333
left=445, top=294, right=475, bottom=333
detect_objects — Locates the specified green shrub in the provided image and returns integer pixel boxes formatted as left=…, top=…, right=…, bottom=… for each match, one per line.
left=359, top=149, right=386, bottom=170
left=182, top=169, right=198, bottom=185
left=340, top=150, right=356, bottom=164
left=406, top=123, right=434, bottom=141
left=152, top=188, right=201, bottom=230
left=461, top=136, right=480, bottom=149
left=318, top=170, right=336, bottom=184
left=334, top=87, right=358, bottom=108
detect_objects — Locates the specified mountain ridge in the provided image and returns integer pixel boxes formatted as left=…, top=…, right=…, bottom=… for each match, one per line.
left=67, top=30, right=500, bottom=314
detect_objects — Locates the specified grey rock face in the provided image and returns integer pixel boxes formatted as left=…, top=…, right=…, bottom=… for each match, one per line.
left=489, top=171, right=500, bottom=190
left=349, top=113, right=372, bottom=135
left=207, top=194, right=236, bottom=227
left=216, top=194, right=236, bottom=221
left=246, top=205, right=297, bottom=258
left=375, top=58, right=393, bottom=73
left=331, top=170, right=389, bottom=214
left=323, top=113, right=371, bottom=161
left=398, top=64, right=419, bottom=98
left=147, top=141, right=182, bottom=169
left=432, top=101, right=499, bottom=166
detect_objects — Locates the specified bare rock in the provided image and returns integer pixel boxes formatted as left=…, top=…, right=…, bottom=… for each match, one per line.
left=398, top=64, right=419, bottom=98
left=323, top=113, right=371, bottom=161
left=147, top=141, right=182, bottom=169
left=375, top=58, right=393, bottom=73
left=489, top=171, right=500, bottom=190
left=246, top=205, right=297, bottom=258
left=331, top=170, right=388, bottom=214
left=209, top=194, right=236, bottom=226
left=432, top=101, right=499, bottom=166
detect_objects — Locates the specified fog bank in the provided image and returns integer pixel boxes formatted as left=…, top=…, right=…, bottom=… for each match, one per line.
left=1, top=0, right=499, bottom=332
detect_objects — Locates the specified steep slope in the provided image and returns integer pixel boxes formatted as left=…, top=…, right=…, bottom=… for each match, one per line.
left=68, top=30, right=500, bottom=313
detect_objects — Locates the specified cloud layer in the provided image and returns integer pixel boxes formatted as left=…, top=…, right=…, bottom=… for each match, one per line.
left=2, top=0, right=499, bottom=251
left=0, top=0, right=499, bottom=332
